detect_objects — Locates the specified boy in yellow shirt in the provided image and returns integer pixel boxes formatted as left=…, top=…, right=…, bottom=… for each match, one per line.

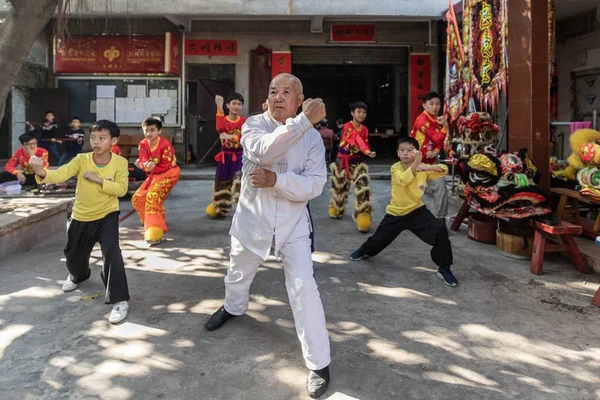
left=349, top=137, right=457, bottom=287
left=29, top=120, right=132, bottom=322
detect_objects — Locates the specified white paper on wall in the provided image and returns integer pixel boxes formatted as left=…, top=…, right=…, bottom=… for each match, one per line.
left=136, top=85, right=146, bottom=98
left=127, top=85, right=137, bottom=98
left=106, top=98, right=115, bottom=112
left=90, top=100, right=97, bottom=114
left=96, top=85, right=116, bottom=98
left=149, top=89, right=159, bottom=98
left=134, top=98, right=145, bottom=111
left=168, top=90, right=177, bottom=99
left=125, top=98, right=135, bottom=111
left=96, top=99, right=107, bottom=112
left=115, top=98, right=125, bottom=111
left=159, top=89, right=168, bottom=98
left=116, top=110, right=126, bottom=123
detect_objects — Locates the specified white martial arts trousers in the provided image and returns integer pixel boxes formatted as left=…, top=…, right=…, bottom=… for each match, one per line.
left=223, top=222, right=331, bottom=371
left=428, top=176, right=449, bottom=218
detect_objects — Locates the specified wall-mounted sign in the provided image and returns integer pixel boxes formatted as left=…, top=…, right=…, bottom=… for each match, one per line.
left=331, top=24, right=375, bottom=42
left=185, top=39, right=238, bottom=56
left=55, top=33, right=181, bottom=75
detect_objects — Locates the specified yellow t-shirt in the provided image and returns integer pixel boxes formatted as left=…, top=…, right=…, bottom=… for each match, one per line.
left=386, top=161, right=448, bottom=217
left=38, top=152, right=129, bottom=222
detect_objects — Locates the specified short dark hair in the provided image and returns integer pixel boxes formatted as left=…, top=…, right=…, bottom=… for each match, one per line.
left=44, top=110, right=54, bottom=115
left=91, top=120, right=120, bottom=138
left=320, top=119, right=328, bottom=127
left=350, top=101, right=368, bottom=112
left=226, top=92, right=244, bottom=104
left=142, top=117, right=162, bottom=130
left=71, top=116, right=81, bottom=122
left=19, top=132, right=36, bottom=144
left=423, top=91, right=441, bottom=103
left=397, top=136, right=420, bottom=151
left=336, top=118, right=345, bottom=126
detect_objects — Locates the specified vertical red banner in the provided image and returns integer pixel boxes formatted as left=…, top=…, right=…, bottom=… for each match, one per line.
left=271, top=51, right=292, bottom=79
left=410, top=54, right=431, bottom=124
left=165, top=32, right=181, bottom=76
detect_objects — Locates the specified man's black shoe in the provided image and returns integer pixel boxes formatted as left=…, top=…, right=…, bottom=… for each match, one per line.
left=307, top=365, right=330, bottom=398
left=204, top=306, right=236, bottom=331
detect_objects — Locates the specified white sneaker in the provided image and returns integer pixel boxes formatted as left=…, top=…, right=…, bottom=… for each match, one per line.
left=108, top=301, right=129, bottom=324
left=62, top=275, right=78, bottom=292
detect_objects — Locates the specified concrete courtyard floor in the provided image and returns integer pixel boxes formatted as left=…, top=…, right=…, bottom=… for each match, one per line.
left=1, top=180, right=600, bottom=400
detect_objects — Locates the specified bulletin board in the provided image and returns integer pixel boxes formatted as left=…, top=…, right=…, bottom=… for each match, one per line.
left=56, top=77, right=181, bottom=126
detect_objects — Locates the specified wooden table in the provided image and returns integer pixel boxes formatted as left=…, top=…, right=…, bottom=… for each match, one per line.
left=551, top=188, right=600, bottom=239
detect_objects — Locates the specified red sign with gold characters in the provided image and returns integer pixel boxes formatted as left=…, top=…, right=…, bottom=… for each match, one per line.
left=184, top=39, right=238, bottom=56
left=331, top=24, right=375, bottom=42
left=55, top=33, right=181, bottom=75
left=410, top=53, right=431, bottom=124
left=271, top=51, right=292, bottom=79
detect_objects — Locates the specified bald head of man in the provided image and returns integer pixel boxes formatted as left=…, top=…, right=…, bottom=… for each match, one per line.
left=266, top=73, right=305, bottom=123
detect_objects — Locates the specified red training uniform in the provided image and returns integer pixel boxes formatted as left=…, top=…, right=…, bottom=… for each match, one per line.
left=410, top=111, right=447, bottom=165
left=5, top=147, right=49, bottom=175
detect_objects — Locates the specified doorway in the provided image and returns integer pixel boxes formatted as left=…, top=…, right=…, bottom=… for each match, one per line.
left=186, top=64, right=235, bottom=166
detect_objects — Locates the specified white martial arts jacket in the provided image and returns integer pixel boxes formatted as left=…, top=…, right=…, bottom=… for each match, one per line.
left=229, top=111, right=327, bottom=260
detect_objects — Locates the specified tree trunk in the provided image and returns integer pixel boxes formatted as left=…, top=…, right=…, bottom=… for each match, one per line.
left=0, top=0, right=60, bottom=123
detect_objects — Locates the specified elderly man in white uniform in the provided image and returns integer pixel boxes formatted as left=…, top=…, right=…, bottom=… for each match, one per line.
left=205, top=73, right=331, bottom=398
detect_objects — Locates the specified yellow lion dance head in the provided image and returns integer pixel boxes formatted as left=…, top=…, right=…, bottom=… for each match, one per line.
left=553, top=129, right=600, bottom=180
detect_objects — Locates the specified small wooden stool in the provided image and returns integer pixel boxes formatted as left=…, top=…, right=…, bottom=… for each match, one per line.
left=530, top=220, right=591, bottom=275
left=451, top=198, right=472, bottom=231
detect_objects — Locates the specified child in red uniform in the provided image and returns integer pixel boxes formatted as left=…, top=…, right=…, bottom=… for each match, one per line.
left=205, top=93, right=247, bottom=218
left=409, top=91, right=449, bottom=223
left=329, top=101, right=376, bottom=232
left=0, top=133, right=49, bottom=186
left=132, top=117, right=181, bottom=244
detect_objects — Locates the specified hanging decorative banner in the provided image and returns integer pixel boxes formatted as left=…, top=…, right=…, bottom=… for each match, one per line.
left=271, top=51, right=292, bottom=78
left=410, top=54, right=431, bottom=124
left=549, top=0, right=558, bottom=121
left=331, top=25, right=375, bottom=42
left=465, top=0, right=508, bottom=112
left=445, top=0, right=467, bottom=124
left=185, top=39, right=238, bottom=56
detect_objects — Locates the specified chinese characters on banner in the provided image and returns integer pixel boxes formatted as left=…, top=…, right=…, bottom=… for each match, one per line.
left=271, top=51, right=292, bottom=79
left=410, top=54, right=431, bottom=124
left=331, top=25, right=375, bottom=42
left=55, top=34, right=181, bottom=75
left=184, top=40, right=238, bottom=56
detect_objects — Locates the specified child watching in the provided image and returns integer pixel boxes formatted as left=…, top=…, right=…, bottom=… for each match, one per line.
left=29, top=120, right=131, bottom=323
left=349, top=137, right=458, bottom=287
left=27, top=110, right=60, bottom=164
left=0, top=133, right=48, bottom=186
left=58, top=117, right=85, bottom=166
left=205, top=93, right=247, bottom=218
left=132, top=117, right=181, bottom=245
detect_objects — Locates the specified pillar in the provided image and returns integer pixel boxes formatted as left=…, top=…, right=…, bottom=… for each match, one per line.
left=507, top=0, right=552, bottom=191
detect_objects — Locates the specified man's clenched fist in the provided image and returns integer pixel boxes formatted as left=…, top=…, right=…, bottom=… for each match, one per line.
left=302, top=98, right=326, bottom=125
left=250, top=168, right=277, bottom=188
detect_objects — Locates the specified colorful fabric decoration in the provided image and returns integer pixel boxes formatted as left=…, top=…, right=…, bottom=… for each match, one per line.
left=464, top=0, right=508, bottom=112
left=445, top=0, right=467, bottom=124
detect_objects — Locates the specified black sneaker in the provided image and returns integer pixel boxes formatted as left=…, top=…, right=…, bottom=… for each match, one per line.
left=437, top=266, right=458, bottom=287
left=349, top=249, right=368, bottom=261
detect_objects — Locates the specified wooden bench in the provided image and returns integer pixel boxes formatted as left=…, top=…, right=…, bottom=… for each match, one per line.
left=551, top=187, right=600, bottom=239
left=530, top=220, right=591, bottom=275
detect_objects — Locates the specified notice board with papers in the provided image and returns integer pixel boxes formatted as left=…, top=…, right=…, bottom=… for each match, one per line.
left=56, top=77, right=181, bottom=126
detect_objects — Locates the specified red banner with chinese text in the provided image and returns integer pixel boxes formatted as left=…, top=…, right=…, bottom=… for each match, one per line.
left=55, top=34, right=180, bottom=75
left=184, top=39, right=238, bottom=56
left=331, top=25, right=375, bottom=42
left=410, top=54, right=431, bottom=125
left=271, top=51, right=292, bottom=79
